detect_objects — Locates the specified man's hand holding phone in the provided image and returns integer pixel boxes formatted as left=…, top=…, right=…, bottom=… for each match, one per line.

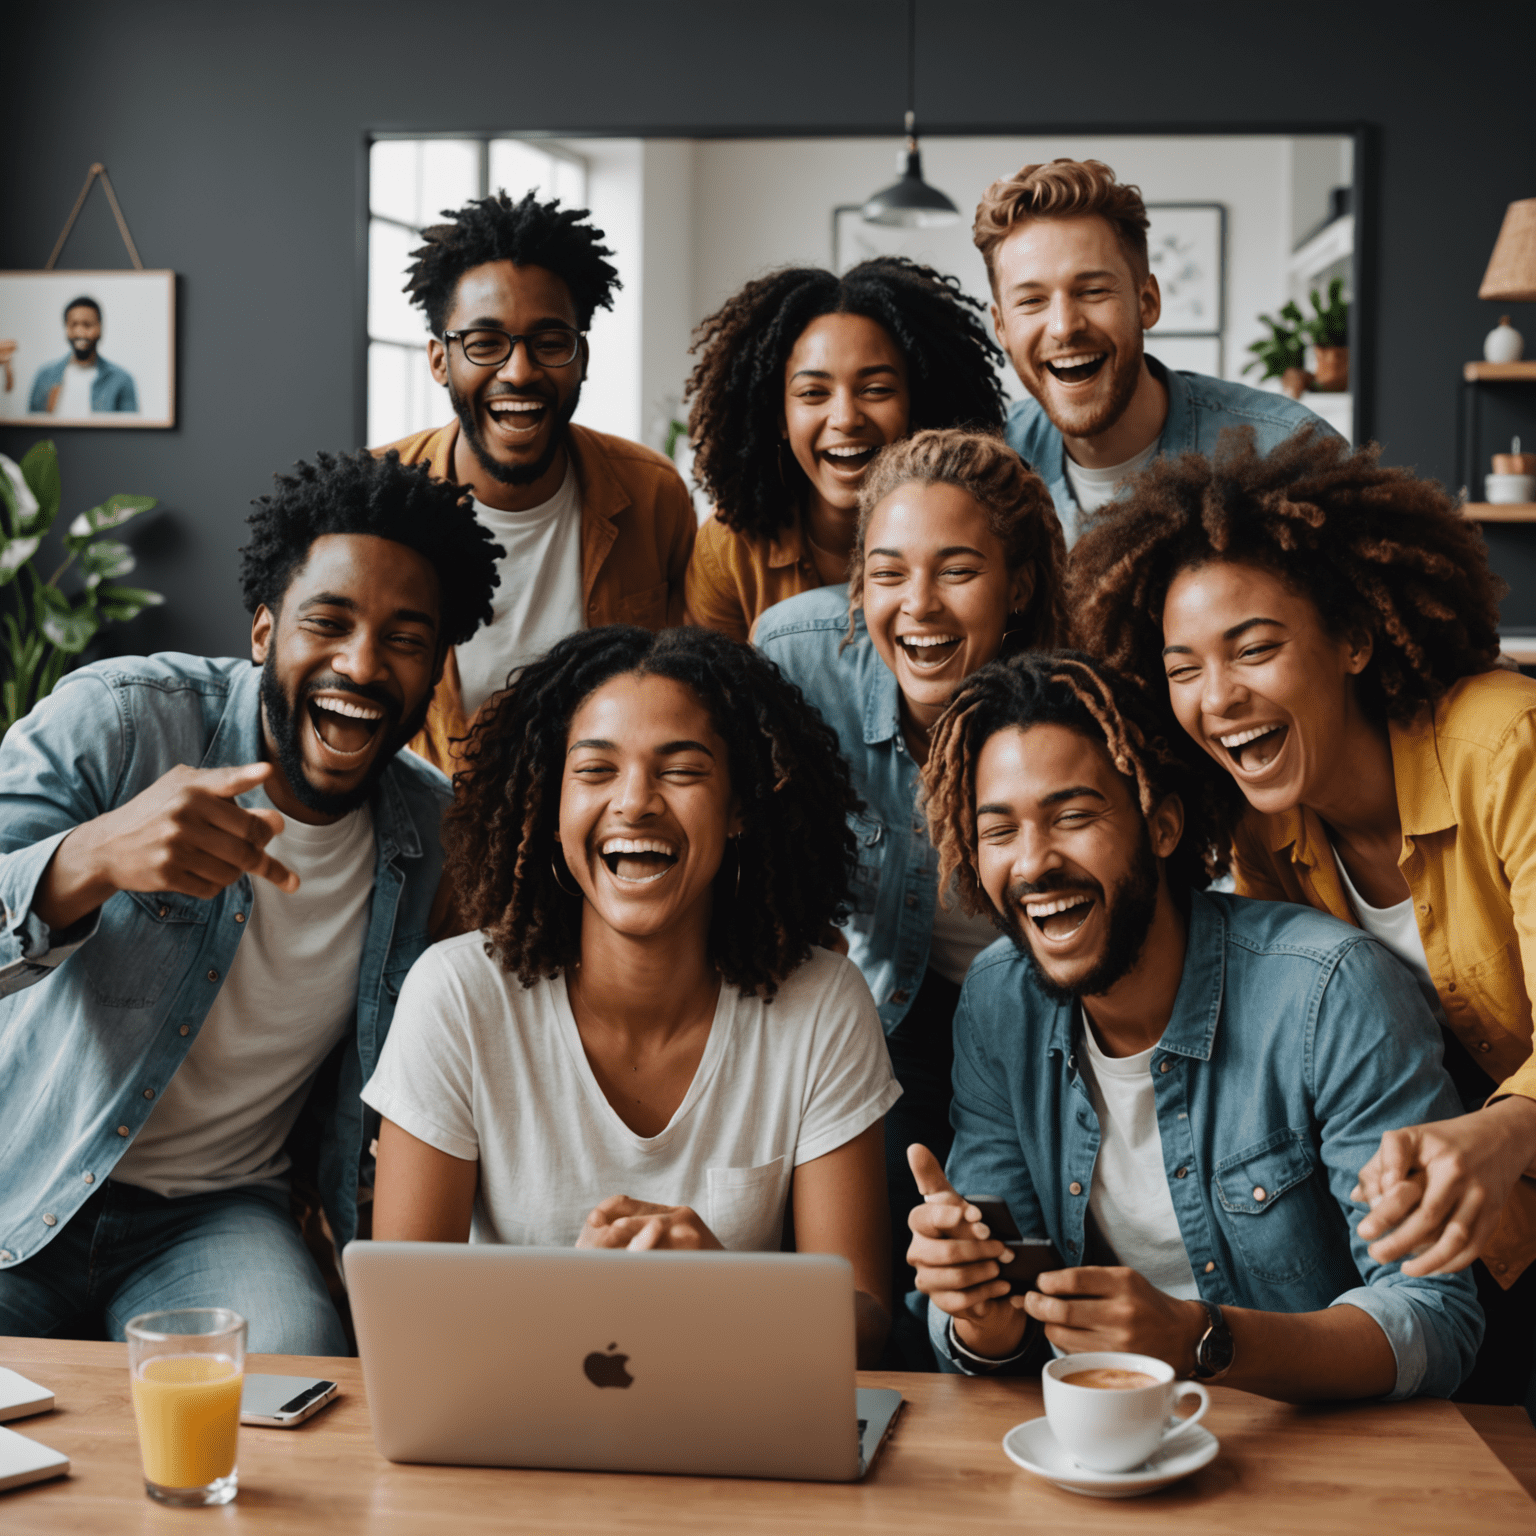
left=905, top=1144, right=1048, bottom=1362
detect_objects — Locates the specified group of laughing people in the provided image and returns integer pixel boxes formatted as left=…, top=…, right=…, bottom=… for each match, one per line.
left=4, top=156, right=1535, bottom=1418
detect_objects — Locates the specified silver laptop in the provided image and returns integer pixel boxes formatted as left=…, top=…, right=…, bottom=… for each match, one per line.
left=343, top=1242, right=902, bottom=1482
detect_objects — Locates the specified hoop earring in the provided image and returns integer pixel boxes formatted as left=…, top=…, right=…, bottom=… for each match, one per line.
left=551, top=854, right=581, bottom=898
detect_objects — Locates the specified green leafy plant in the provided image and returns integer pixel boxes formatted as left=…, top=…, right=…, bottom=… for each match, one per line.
left=1243, top=300, right=1308, bottom=382
left=0, top=440, right=161, bottom=738
left=1301, top=276, right=1349, bottom=349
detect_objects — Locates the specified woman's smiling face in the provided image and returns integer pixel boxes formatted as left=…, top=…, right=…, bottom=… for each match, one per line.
left=861, top=479, right=1033, bottom=729
left=1160, top=559, right=1371, bottom=816
left=559, top=673, right=741, bottom=942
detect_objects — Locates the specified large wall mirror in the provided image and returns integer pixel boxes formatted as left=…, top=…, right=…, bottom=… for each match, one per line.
left=361, top=130, right=1363, bottom=499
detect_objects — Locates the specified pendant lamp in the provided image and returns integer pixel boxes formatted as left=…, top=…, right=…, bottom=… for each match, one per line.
left=858, top=2, right=960, bottom=230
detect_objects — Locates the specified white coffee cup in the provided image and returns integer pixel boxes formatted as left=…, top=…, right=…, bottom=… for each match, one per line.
left=1041, top=1351, right=1210, bottom=1473
left=1486, top=473, right=1535, bottom=505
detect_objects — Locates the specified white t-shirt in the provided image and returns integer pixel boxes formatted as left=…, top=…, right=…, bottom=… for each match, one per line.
left=1063, top=437, right=1160, bottom=514
left=113, top=791, right=376, bottom=1198
left=361, top=939, right=901, bottom=1251
left=455, top=464, right=584, bottom=717
left=928, top=881, right=998, bottom=986
left=55, top=360, right=99, bottom=416
left=1335, top=856, right=1448, bottom=1027
left=1078, top=1018, right=1200, bottom=1301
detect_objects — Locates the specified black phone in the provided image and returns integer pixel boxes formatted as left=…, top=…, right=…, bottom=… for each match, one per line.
left=968, top=1197, right=1064, bottom=1294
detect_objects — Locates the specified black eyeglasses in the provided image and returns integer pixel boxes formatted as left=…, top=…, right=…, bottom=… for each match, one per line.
left=441, top=326, right=585, bottom=369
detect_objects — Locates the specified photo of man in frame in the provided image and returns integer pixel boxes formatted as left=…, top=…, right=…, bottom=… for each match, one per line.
left=26, top=294, right=138, bottom=414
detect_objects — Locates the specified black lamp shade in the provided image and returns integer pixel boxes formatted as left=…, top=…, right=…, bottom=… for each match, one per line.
left=860, top=145, right=961, bottom=229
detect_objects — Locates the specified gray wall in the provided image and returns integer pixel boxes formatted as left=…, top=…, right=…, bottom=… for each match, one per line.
left=4, top=0, right=1535, bottom=657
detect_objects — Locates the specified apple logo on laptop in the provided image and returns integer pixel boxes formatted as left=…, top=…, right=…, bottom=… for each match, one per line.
left=583, top=1344, right=634, bottom=1389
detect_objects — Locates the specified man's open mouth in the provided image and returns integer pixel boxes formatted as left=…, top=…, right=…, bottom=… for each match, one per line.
left=820, top=442, right=878, bottom=473
left=1044, top=351, right=1108, bottom=385
left=1023, top=891, right=1096, bottom=940
left=486, top=395, right=550, bottom=439
left=1215, top=721, right=1288, bottom=774
left=599, top=836, right=679, bottom=885
left=896, top=632, right=962, bottom=670
left=307, top=694, right=386, bottom=759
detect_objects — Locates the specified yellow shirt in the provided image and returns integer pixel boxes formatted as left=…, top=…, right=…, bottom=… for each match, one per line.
left=1231, top=668, right=1536, bottom=1284
left=684, top=509, right=829, bottom=644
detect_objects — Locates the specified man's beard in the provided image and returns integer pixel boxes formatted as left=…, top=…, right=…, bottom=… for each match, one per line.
left=999, top=821, right=1161, bottom=1004
left=70, top=338, right=97, bottom=363
left=259, top=653, right=429, bottom=817
left=449, top=376, right=582, bottom=488
left=1030, top=328, right=1144, bottom=440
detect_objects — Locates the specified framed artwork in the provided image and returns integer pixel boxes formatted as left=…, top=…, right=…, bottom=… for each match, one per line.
left=1144, top=203, right=1225, bottom=337
left=0, top=269, right=176, bottom=427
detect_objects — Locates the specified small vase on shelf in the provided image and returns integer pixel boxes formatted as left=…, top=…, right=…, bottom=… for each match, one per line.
left=1484, top=317, right=1525, bottom=364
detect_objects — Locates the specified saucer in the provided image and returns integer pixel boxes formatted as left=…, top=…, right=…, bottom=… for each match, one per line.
left=1001, top=1415, right=1219, bottom=1499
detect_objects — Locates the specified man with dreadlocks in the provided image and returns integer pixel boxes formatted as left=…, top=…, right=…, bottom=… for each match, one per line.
left=1070, top=424, right=1536, bottom=1411
left=382, top=191, right=695, bottom=774
left=0, top=450, right=498, bottom=1351
left=903, top=650, right=1480, bottom=1400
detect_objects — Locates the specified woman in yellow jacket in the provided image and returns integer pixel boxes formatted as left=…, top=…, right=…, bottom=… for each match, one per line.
left=1069, top=425, right=1536, bottom=1405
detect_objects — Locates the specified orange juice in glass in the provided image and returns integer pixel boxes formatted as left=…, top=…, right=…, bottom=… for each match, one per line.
left=126, top=1308, right=246, bottom=1506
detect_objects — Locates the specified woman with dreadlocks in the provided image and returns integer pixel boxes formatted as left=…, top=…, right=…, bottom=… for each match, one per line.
left=1069, top=424, right=1536, bottom=1406
left=364, top=625, right=900, bottom=1364
left=756, top=428, right=1065, bottom=1367
left=683, top=257, right=1008, bottom=643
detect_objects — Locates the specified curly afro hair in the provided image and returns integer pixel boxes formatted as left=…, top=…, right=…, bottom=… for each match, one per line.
left=443, top=624, right=861, bottom=997
left=685, top=257, right=1007, bottom=541
left=238, top=449, right=501, bottom=648
left=846, top=427, right=1068, bottom=652
left=405, top=190, right=620, bottom=335
left=922, top=649, right=1231, bottom=916
left=1068, top=425, right=1505, bottom=724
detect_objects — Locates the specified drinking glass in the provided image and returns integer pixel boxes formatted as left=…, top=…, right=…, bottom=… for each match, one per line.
left=126, top=1307, right=246, bottom=1506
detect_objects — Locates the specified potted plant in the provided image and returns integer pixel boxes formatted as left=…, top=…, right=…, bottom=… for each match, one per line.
left=1243, top=300, right=1310, bottom=399
left=1303, top=277, right=1349, bottom=392
left=0, top=440, right=161, bottom=739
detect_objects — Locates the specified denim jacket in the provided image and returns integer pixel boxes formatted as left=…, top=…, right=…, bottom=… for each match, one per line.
left=1005, top=356, right=1338, bottom=543
left=934, top=891, right=1483, bottom=1400
left=28, top=354, right=139, bottom=413
left=0, top=653, right=449, bottom=1267
left=756, top=585, right=936, bottom=1033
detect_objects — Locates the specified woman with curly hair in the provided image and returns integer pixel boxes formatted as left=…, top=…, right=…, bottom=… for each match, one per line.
left=1069, top=424, right=1536, bottom=1405
left=363, top=625, right=900, bottom=1363
left=756, top=429, right=1064, bottom=1364
left=683, top=256, right=1007, bottom=642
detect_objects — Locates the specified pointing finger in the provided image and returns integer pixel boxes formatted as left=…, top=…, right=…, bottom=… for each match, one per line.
left=907, top=1143, right=958, bottom=1200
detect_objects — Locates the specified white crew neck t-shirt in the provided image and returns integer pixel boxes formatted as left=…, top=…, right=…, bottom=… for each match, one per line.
left=362, top=940, right=901, bottom=1251
left=113, top=789, right=376, bottom=1199
left=56, top=360, right=99, bottom=416
left=1078, top=1018, right=1200, bottom=1301
left=1063, top=437, right=1160, bottom=515
left=1334, top=856, right=1448, bottom=1027
left=455, top=463, right=584, bottom=717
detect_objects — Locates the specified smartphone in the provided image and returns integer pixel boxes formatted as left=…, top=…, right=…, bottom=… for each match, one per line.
left=968, top=1197, right=1064, bottom=1294
left=239, top=1374, right=339, bottom=1428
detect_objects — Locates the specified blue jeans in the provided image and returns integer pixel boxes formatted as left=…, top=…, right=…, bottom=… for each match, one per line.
left=0, top=1180, right=347, bottom=1355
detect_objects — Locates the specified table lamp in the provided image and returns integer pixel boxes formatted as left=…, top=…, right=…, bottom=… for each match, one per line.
left=1480, top=197, right=1536, bottom=362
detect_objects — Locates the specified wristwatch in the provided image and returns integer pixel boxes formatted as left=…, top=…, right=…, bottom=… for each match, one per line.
left=1191, top=1298, right=1234, bottom=1380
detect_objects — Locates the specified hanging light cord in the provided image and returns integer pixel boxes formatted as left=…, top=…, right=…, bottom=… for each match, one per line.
left=906, top=0, right=917, bottom=144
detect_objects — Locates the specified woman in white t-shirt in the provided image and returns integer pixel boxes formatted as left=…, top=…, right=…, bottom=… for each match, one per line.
left=365, top=624, right=901, bottom=1362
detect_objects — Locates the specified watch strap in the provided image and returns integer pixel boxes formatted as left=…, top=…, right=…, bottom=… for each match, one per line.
left=1191, top=1298, right=1233, bottom=1380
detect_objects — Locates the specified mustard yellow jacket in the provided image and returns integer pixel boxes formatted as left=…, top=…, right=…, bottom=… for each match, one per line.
left=1231, top=668, right=1536, bottom=1284
left=379, top=420, right=695, bottom=775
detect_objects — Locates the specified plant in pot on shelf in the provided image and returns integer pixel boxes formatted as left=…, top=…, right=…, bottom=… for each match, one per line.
left=1303, top=277, right=1350, bottom=392
left=0, top=440, right=161, bottom=740
left=1243, top=300, right=1310, bottom=399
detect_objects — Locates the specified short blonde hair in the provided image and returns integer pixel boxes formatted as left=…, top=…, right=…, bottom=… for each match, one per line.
left=847, top=428, right=1067, bottom=653
left=973, top=159, right=1150, bottom=291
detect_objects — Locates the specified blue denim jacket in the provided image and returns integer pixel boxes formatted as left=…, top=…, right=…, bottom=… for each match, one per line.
left=933, top=891, right=1483, bottom=1400
left=28, top=354, right=139, bottom=413
left=757, top=585, right=941, bottom=1034
left=0, top=654, right=449, bottom=1267
left=1005, top=355, right=1339, bottom=543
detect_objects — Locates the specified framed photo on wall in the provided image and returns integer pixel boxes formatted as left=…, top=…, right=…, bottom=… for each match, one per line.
left=1143, top=203, right=1225, bottom=337
left=0, top=269, right=176, bottom=427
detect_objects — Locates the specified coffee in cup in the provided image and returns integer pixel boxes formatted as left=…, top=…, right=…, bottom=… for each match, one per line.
left=1042, top=1351, right=1209, bottom=1474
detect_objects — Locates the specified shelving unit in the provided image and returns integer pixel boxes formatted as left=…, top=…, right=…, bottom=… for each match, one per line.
left=1458, top=360, right=1536, bottom=498
left=1465, top=503, right=1536, bottom=522
left=1289, top=214, right=1354, bottom=289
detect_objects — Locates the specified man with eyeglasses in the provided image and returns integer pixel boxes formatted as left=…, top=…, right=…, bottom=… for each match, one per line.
left=381, top=191, right=696, bottom=774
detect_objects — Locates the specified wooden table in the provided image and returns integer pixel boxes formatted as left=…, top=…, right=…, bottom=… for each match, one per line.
left=2, top=1338, right=1532, bottom=1534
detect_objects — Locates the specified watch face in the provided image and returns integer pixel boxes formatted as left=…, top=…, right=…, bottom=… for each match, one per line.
left=1199, top=1320, right=1235, bottom=1375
